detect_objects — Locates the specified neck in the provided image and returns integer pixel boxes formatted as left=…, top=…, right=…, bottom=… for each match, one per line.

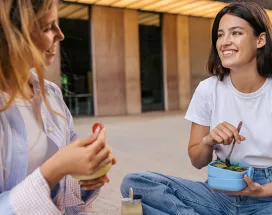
left=230, top=60, right=266, bottom=93
left=4, top=82, right=34, bottom=100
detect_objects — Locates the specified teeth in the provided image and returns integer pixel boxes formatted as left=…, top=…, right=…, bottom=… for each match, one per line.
left=223, top=50, right=236, bottom=56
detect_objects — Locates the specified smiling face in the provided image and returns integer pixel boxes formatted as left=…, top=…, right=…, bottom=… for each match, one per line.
left=32, top=4, right=64, bottom=65
left=216, top=14, right=264, bottom=71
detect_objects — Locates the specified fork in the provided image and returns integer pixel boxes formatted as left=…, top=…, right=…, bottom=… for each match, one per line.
left=225, top=121, right=243, bottom=167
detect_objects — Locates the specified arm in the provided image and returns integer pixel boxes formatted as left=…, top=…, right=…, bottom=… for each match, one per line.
left=185, top=82, right=214, bottom=169
left=61, top=106, right=100, bottom=214
left=40, top=100, right=100, bottom=214
left=188, top=121, right=245, bottom=169
left=0, top=169, right=61, bottom=215
left=0, top=104, right=61, bottom=215
left=63, top=176, right=100, bottom=214
left=50, top=83, right=100, bottom=213
left=263, top=183, right=272, bottom=197
left=185, top=81, right=245, bottom=169
left=188, top=123, right=214, bottom=169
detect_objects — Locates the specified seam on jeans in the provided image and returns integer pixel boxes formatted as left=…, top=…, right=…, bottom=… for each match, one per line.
left=163, top=185, right=223, bottom=214
left=180, top=196, right=223, bottom=212
left=217, top=192, right=239, bottom=207
left=167, top=194, right=184, bottom=215
left=163, top=185, right=183, bottom=215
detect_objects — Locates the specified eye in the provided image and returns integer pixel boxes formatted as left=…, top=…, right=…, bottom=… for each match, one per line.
left=217, top=33, right=224, bottom=38
left=232, top=31, right=242, bottom=36
left=43, top=25, right=53, bottom=32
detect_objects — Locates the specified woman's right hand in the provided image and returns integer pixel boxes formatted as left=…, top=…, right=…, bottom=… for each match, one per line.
left=203, top=121, right=246, bottom=147
left=41, top=128, right=112, bottom=188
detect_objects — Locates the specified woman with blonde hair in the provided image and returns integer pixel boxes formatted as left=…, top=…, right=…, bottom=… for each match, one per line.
left=0, top=1, right=115, bottom=214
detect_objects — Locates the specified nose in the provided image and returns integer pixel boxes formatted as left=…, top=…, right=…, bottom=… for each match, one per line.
left=55, top=24, right=65, bottom=42
left=221, top=34, right=232, bottom=47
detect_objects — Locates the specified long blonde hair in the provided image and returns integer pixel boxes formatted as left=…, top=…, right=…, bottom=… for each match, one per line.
left=0, top=0, right=59, bottom=190
left=0, top=0, right=56, bottom=111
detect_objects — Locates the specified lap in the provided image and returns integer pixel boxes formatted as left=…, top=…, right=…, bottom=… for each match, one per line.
left=122, top=171, right=272, bottom=215
left=122, top=172, right=234, bottom=215
left=240, top=196, right=272, bottom=215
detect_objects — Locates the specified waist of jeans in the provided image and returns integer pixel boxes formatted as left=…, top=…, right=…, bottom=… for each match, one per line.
left=253, top=166, right=272, bottom=178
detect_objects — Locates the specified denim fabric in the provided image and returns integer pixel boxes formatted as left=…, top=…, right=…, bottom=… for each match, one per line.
left=121, top=168, right=272, bottom=215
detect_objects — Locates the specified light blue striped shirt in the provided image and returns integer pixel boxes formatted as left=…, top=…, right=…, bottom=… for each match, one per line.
left=0, top=71, right=99, bottom=215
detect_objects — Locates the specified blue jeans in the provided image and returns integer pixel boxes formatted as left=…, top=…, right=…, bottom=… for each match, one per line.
left=121, top=167, right=272, bottom=215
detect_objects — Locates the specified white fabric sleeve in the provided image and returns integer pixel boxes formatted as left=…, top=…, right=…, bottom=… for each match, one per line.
left=185, top=82, right=212, bottom=126
left=9, top=168, right=62, bottom=215
left=63, top=176, right=100, bottom=214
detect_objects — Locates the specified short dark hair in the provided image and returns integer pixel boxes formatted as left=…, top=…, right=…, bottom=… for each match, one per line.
left=207, top=2, right=272, bottom=81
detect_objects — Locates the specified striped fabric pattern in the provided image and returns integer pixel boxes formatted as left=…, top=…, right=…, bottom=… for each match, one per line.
left=0, top=71, right=99, bottom=214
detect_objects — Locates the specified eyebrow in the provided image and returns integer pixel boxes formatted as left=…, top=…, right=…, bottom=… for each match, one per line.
left=218, top=26, right=245, bottom=32
left=40, top=19, right=55, bottom=29
left=46, top=19, right=56, bottom=25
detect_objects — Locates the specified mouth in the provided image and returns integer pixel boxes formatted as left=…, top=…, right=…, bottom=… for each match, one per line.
left=45, top=46, right=56, bottom=56
left=221, top=50, right=238, bottom=57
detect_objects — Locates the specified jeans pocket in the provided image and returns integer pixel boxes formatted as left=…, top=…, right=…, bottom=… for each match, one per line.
left=253, top=175, right=271, bottom=185
left=247, top=177, right=272, bottom=203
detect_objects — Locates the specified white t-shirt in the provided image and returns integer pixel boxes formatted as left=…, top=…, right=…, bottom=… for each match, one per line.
left=15, top=99, right=58, bottom=175
left=185, top=74, right=272, bottom=168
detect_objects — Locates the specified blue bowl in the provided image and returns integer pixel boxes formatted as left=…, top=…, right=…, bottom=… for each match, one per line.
left=208, top=160, right=254, bottom=191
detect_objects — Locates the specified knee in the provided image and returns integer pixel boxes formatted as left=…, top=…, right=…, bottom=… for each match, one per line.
left=120, top=172, right=142, bottom=197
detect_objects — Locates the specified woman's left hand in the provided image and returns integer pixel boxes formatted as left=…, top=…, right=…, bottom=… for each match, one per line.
left=79, top=175, right=110, bottom=190
left=79, top=157, right=117, bottom=190
left=213, top=175, right=265, bottom=197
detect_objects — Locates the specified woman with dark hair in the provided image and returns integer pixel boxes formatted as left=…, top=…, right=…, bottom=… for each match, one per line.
left=121, top=2, right=272, bottom=214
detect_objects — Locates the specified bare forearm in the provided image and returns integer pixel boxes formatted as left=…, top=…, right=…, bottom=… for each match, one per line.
left=40, top=155, right=65, bottom=189
left=189, top=136, right=214, bottom=169
left=262, top=182, right=272, bottom=197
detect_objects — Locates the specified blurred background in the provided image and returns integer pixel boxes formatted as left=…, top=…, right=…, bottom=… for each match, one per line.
left=43, top=1, right=272, bottom=214
left=45, top=0, right=272, bottom=118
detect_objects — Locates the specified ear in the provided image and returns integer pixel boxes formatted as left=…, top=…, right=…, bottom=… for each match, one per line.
left=257, top=32, right=266, bottom=48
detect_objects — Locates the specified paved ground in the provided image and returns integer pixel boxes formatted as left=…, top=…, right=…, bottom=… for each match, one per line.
left=73, top=111, right=208, bottom=214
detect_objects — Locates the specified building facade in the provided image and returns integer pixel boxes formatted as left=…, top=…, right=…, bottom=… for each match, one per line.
left=45, top=0, right=271, bottom=116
